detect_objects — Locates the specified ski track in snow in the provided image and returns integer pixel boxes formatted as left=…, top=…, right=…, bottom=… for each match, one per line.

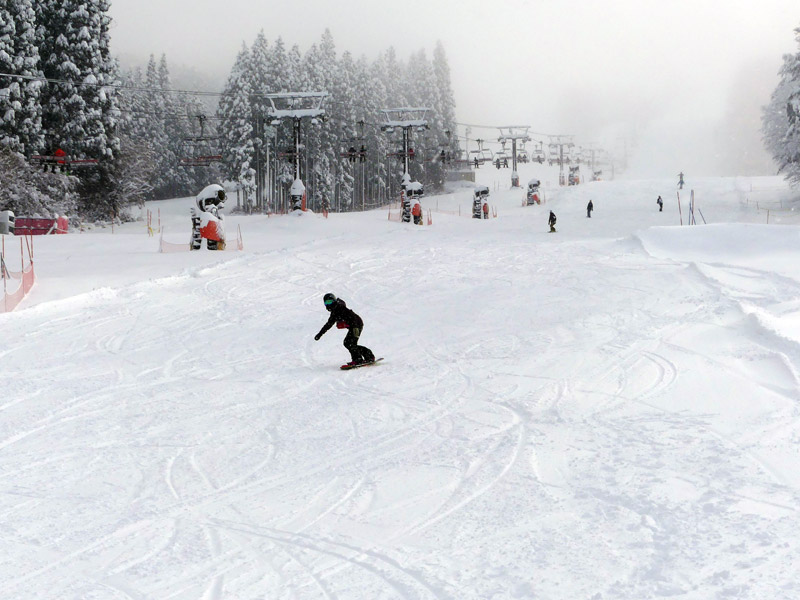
left=2, top=168, right=800, bottom=599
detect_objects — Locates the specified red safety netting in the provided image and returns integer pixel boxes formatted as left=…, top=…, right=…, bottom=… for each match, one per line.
left=1, top=260, right=35, bottom=313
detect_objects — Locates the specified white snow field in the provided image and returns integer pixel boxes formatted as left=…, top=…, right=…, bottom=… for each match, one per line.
left=2, top=163, right=800, bottom=600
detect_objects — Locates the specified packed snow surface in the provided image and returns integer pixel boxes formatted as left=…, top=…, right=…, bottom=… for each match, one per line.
left=2, top=164, right=800, bottom=599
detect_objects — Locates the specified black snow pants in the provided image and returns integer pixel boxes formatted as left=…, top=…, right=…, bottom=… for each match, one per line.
left=343, top=327, right=375, bottom=364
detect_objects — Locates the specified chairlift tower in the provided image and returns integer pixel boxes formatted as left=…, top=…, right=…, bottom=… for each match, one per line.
left=497, top=126, right=531, bottom=187
left=380, top=107, right=429, bottom=187
left=265, top=92, right=327, bottom=211
left=549, top=134, right=574, bottom=186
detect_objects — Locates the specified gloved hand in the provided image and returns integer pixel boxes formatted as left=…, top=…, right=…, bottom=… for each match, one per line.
left=314, top=333, right=321, bottom=341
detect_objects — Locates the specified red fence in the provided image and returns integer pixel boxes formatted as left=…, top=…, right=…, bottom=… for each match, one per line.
left=15, top=216, right=69, bottom=235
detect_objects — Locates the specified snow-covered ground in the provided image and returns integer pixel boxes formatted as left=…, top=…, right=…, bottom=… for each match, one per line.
left=2, top=163, right=800, bottom=599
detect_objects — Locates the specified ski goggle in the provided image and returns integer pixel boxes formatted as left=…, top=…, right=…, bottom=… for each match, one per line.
left=324, top=298, right=335, bottom=306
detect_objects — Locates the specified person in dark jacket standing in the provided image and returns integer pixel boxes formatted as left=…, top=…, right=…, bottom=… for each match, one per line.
left=657, top=196, right=663, bottom=212
left=315, top=293, right=375, bottom=366
left=549, top=210, right=557, bottom=232
left=586, top=200, right=593, bottom=218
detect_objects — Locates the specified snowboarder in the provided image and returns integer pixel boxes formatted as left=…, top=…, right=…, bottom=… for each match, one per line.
left=549, top=210, right=557, bottom=232
left=315, top=293, right=375, bottom=367
left=586, top=200, right=593, bottom=218
left=657, top=196, right=663, bottom=212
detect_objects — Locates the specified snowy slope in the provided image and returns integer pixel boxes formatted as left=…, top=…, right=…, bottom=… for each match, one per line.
left=1, top=164, right=800, bottom=599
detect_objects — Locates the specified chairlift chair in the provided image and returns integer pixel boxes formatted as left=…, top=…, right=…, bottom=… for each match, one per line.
left=180, top=114, right=222, bottom=167
left=29, top=149, right=98, bottom=173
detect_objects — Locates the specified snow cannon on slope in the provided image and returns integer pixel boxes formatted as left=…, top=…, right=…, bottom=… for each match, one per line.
left=290, top=178, right=306, bottom=212
left=568, top=166, right=580, bottom=186
left=473, top=186, right=490, bottom=219
left=191, top=184, right=226, bottom=250
left=526, top=179, right=541, bottom=205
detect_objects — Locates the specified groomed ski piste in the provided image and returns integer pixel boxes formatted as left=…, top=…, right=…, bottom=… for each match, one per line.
left=2, top=162, right=800, bottom=599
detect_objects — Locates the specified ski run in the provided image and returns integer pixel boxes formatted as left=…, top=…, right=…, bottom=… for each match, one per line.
left=2, top=162, right=800, bottom=599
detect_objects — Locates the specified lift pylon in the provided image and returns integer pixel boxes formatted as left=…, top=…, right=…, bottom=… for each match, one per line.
left=497, top=126, right=531, bottom=187
left=265, top=92, right=328, bottom=211
left=380, top=108, right=429, bottom=223
left=548, top=134, right=575, bottom=186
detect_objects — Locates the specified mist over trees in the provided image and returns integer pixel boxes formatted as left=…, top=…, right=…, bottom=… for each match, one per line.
left=215, top=29, right=459, bottom=212
left=118, top=29, right=459, bottom=212
left=3, top=5, right=458, bottom=216
left=763, top=26, right=800, bottom=187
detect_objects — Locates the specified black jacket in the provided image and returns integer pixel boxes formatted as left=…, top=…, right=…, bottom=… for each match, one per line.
left=318, top=299, right=363, bottom=337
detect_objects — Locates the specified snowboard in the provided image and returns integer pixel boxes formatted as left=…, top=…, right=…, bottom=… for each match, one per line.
left=341, top=358, right=384, bottom=370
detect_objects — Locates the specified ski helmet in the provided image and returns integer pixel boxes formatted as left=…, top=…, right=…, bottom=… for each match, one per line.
left=323, top=293, right=337, bottom=307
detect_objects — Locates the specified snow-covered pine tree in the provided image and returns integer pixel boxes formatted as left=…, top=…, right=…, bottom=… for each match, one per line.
left=267, top=37, right=292, bottom=94
left=763, top=26, right=800, bottom=187
left=0, top=0, right=44, bottom=155
left=363, top=56, right=390, bottom=206
left=217, top=43, right=256, bottom=202
left=287, top=44, right=306, bottom=93
left=111, top=67, right=155, bottom=212
left=303, top=30, right=338, bottom=209
left=247, top=31, right=271, bottom=207
left=159, top=54, right=199, bottom=197
left=433, top=41, right=460, bottom=166
left=35, top=0, right=120, bottom=216
left=267, top=37, right=297, bottom=208
left=405, top=49, right=443, bottom=189
left=376, top=47, right=409, bottom=199
left=331, top=51, right=357, bottom=209
left=0, top=146, right=78, bottom=217
left=381, top=47, right=408, bottom=109
left=36, top=0, right=119, bottom=161
left=143, top=54, right=171, bottom=198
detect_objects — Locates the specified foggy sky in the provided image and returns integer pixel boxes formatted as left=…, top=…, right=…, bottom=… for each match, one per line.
left=108, top=0, right=799, bottom=176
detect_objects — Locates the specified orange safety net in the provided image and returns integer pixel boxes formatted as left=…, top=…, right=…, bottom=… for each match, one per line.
left=1, top=263, right=35, bottom=313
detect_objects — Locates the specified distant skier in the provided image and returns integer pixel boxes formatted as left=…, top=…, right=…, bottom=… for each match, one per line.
left=586, top=200, right=593, bottom=218
left=315, top=293, right=375, bottom=367
left=657, top=196, right=663, bottom=212
left=549, top=210, right=557, bottom=232
left=678, top=172, right=684, bottom=190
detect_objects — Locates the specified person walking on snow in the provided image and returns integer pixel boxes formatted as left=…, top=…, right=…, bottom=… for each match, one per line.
left=586, top=200, right=593, bottom=218
left=549, top=210, right=557, bottom=232
left=657, top=196, right=663, bottom=212
left=315, top=293, right=375, bottom=366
